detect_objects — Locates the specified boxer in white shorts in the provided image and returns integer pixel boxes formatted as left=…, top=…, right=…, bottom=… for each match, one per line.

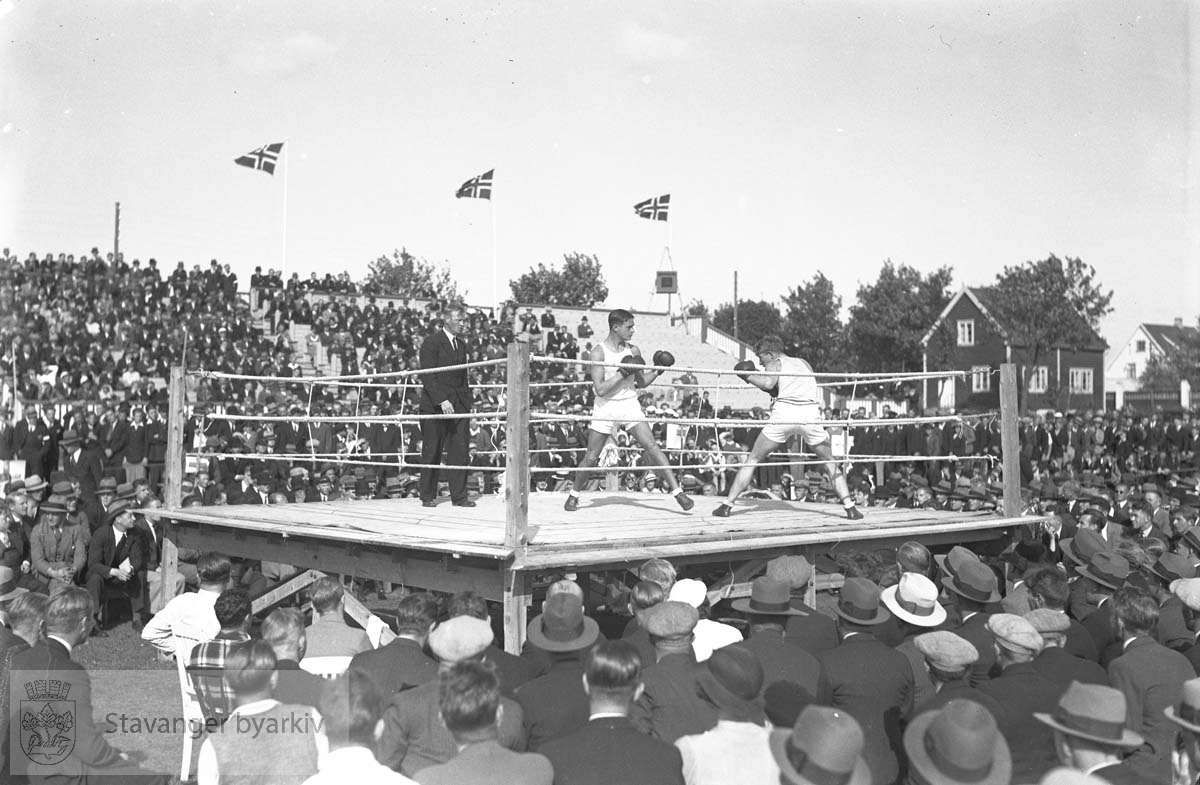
left=564, top=309, right=694, bottom=512
left=713, top=334, right=863, bottom=520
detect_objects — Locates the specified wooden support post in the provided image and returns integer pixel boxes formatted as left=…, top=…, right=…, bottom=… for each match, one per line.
left=999, top=364, right=1021, bottom=518
left=503, top=565, right=532, bottom=655
left=161, top=366, right=186, bottom=607
left=505, top=337, right=531, bottom=548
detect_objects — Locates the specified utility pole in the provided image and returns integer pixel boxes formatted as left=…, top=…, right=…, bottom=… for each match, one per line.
left=732, top=270, right=739, bottom=342
left=113, top=202, right=121, bottom=261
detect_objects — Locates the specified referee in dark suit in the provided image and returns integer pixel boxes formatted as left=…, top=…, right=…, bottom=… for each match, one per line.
left=418, top=305, right=474, bottom=507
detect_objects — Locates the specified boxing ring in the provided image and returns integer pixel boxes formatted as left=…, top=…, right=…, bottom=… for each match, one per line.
left=151, top=337, right=1046, bottom=652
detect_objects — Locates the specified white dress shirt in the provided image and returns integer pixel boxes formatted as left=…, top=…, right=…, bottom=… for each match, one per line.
left=141, top=587, right=222, bottom=658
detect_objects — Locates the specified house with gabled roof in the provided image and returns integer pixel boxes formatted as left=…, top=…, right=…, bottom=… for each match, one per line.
left=919, top=286, right=1106, bottom=413
left=1104, top=317, right=1199, bottom=402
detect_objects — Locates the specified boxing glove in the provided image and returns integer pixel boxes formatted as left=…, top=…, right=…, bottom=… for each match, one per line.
left=619, top=355, right=644, bottom=377
left=734, top=360, right=757, bottom=383
left=652, top=349, right=676, bottom=368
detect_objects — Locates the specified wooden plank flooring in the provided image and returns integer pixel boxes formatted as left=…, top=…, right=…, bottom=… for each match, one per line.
left=159, top=493, right=1041, bottom=570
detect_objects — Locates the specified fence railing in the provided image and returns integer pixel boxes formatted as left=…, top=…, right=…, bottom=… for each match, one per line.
left=681, top=316, right=754, bottom=362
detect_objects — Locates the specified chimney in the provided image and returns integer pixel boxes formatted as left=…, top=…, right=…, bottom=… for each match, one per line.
left=1175, top=317, right=1184, bottom=328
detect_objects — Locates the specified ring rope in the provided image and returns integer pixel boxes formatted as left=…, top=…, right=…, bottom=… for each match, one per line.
left=193, top=453, right=506, bottom=471
left=194, top=356, right=506, bottom=383
left=530, top=355, right=967, bottom=383
left=527, top=412, right=966, bottom=429
left=205, top=412, right=506, bottom=423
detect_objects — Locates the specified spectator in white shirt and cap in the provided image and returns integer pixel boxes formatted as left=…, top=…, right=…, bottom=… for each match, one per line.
left=668, top=578, right=741, bottom=662
left=141, top=552, right=231, bottom=659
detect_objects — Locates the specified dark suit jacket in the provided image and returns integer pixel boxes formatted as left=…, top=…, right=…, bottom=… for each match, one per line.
left=483, top=643, right=535, bottom=699
left=514, top=654, right=590, bottom=752
left=734, top=630, right=828, bottom=702
left=1031, top=646, right=1109, bottom=696
left=1091, top=761, right=1160, bottom=785
left=976, top=662, right=1061, bottom=784
left=123, top=423, right=149, bottom=463
left=817, top=633, right=914, bottom=785
left=540, top=716, right=685, bottom=785
left=413, top=739, right=552, bottom=785
left=62, top=447, right=104, bottom=502
left=1065, top=618, right=1099, bottom=661
left=1083, top=602, right=1118, bottom=664
left=418, top=330, right=470, bottom=414
left=1108, top=635, right=1196, bottom=783
left=632, top=650, right=718, bottom=743
left=951, top=611, right=997, bottom=686
left=274, top=659, right=325, bottom=709
left=12, top=418, right=51, bottom=465
left=348, top=636, right=438, bottom=698
left=783, top=598, right=839, bottom=654
left=914, top=677, right=1006, bottom=723
left=10, top=638, right=125, bottom=775
left=87, top=524, right=147, bottom=581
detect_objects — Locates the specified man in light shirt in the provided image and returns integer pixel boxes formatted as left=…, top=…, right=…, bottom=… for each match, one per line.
left=142, top=552, right=232, bottom=659
left=303, top=674, right=417, bottom=784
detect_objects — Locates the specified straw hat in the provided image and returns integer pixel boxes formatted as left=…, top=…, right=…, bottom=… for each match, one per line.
left=881, top=573, right=946, bottom=627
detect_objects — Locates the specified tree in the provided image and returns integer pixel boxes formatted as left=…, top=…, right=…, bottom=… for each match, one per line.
left=780, top=272, right=845, bottom=371
left=365, top=248, right=463, bottom=301
left=711, top=300, right=781, bottom=348
left=1139, top=317, right=1200, bottom=389
left=508, top=252, right=608, bottom=307
left=846, top=260, right=954, bottom=372
left=682, top=299, right=709, bottom=319
left=986, top=254, right=1113, bottom=405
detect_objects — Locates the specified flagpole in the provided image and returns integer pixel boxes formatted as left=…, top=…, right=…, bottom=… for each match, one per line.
left=490, top=198, right=498, bottom=310
left=281, top=140, right=290, bottom=279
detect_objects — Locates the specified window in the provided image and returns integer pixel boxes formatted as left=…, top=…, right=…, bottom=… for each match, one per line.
left=1028, top=366, right=1048, bottom=393
left=971, top=366, right=991, bottom=393
left=1125, top=363, right=1137, bottom=380
left=1135, top=340, right=1146, bottom=353
left=1069, top=367, right=1094, bottom=394
left=957, top=319, right=975, bottom=347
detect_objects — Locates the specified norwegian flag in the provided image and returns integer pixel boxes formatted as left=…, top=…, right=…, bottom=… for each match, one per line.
left=456, top=169, right=494, bottom=200
left=234, top=142, right=284, bottom=175
left=633, top=194, right=670, bottom=221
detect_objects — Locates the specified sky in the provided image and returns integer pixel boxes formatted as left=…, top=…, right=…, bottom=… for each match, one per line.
left=1, top=0, right=1196, bottom=356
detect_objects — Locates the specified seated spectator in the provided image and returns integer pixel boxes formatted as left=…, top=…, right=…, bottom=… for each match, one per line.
left=142, top=551, right=231, bottom=660
left=675, top=646, right=775, bottom=785
left=515, top=593, right=598, bottom=751
left=668, top=578, right=741, bottom=662
left=541, top=639, right=685, bottom=785
left=411, top=660, right=552, bottom=785
left=304, top=576, right=371, bottom=657
left=262, top=607, right=326, bottom=709
left=0, top=591, right=48, bottom=774
left=10, top=587, right=168, bottom=784
left=28, top=494, right=86, bottom=594
left=903, top=700, right=1011, bottom=785
left=378, top=615, right=526, bottom=777
left=186, top=588, right=253, bottom=721
left=301, top=674, right=418, bottom=784
left=85, top=499, right=150, bottom=631
left=1033, top=682, right=1147, bottom=784
left=198, top=640, right=326, bottom=785
left=350, top=592, right=439, bottom=698
left=632, top=600, right=717, bottom=743
left=444, top=590, right=534, bottom=697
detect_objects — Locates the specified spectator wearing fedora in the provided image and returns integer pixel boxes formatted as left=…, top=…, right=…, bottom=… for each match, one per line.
left=1145, top=552, right=1195, bottom=652
left=414, top=660, right=552, bottom=785
left=1165, top=677, right=1200, bottom=783
left=59, top=428, right=103, bottom=510
left=911, top=630, right=1005, bottom=720
left=730, top=577, right=827, bottom=703
left=883, top=572, right=946, bottom=710
left=85, top=499, right=150, bottom=631
left=1025, top=567, right=1099, bottom=662
left=1060, top=529, right=1109, bottom=622
left=675, top=646, right=776, bottom=785
left=977, top=613, right=1059, bottom=781
left=1170, top=578, right=1200, bottom=675
left=514, top=593, right=599, bottom=751
left=942, top=559, right=1001, bottom=686
left=632, top=600, right=718, bottom=743
left=817, top=577, right=913, bottom=785
left=769, top=705, right=870, bottom=785
left=378, top=616, right=525, bottom=777
left=763, top=555, right=838, bottom=655
left=1107, top=587, right=1195, bottom=783
left=1025, top=609, right=1108, bottom=696
left=1034, top=682, right=1152, bottom=785
left=1076, top=552, right=1131, bottom=664
left=541, top=640, right=685, bottom=785
left=1000, top=539, right=1052, bottom=615
left=904, top=699, right=1011, bottom=785
left=28, top=493, right=86, bottom=594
